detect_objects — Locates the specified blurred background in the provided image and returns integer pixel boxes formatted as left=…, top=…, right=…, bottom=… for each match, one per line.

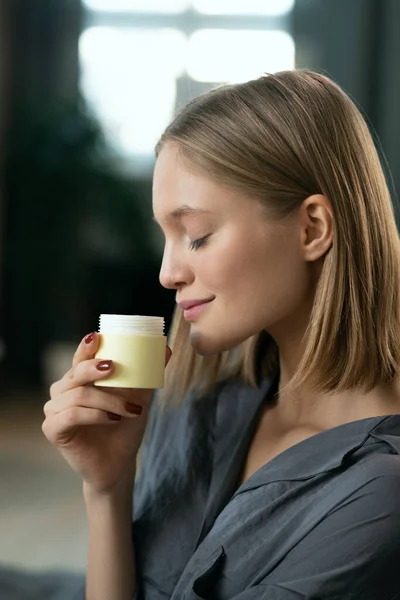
left=0, top=0, right=399, bottom=578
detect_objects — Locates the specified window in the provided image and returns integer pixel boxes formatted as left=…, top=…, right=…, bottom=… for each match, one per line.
left=79, top=27, right=186, bottom=154
left=192, top=0, right=294, bottom=16
left=83, top=0, right=190, bottom=13
left=80, top=0, right=295, bottom=172
left=187, top=30, right=294, bottom=83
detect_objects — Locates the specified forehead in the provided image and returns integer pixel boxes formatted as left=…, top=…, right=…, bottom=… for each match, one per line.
left=153, top=144, right=215, bottom=203
left=152, top=143, right=258, bottom=222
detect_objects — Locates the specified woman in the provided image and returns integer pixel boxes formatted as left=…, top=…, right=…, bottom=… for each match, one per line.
left=43, top=70, right=400, bottom=600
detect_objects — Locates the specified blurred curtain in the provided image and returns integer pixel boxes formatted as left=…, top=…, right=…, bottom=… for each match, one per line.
left=7, top=0, right=81, bottom=107
left=293, top=0, right=400, bottom=226
left=0, top=1, right=11, bottom=328
left=0, top=0, right=83, bottom=388
left=0, top=1, right=12, bottom=374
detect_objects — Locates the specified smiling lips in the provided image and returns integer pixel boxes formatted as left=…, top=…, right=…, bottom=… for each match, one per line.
left=178, top=298, right=214, bottom=321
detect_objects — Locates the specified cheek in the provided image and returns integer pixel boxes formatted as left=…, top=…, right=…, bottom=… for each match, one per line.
left=250, top=250, right=311, bottom=329
left=203, top=238, right=261, bottom=290
left=192, top=247, right=236, bottom=290
left=188, top=228, right=311, bottom=354
left=209, top=238, right=279, bottom=297
left=217, top=233, right=307, bottom=317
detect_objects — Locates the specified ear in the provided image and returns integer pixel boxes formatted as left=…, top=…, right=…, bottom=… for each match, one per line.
left=300, top=194, right=333, bottom=262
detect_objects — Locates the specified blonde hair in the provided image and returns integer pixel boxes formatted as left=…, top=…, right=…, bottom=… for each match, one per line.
left=156, top=69, right=400, bottom=405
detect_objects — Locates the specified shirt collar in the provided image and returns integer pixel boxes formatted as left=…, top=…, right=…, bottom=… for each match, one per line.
left=235, top=409, right=400, bottom=495
left=196, top=375, right=400, bottom=541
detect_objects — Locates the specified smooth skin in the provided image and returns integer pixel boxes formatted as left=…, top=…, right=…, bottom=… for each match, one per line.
left=42, top=331, right=171, bottom=600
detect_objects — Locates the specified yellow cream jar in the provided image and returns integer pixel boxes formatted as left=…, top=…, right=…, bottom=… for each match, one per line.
left=94, top=314, right=166, bottom=389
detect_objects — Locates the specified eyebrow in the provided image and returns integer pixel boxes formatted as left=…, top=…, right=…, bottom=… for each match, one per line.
left=152, top=205, right=212, bottom=223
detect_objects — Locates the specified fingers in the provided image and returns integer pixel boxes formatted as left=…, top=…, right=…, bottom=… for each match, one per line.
left=42, top=407, right=124, bottom=446
left=50, top=357, right=114, bottom=397
left=46, top=345, right=168, bottom=419
left=72, top=331, right=100, bottom=368
left=42, top=332, right=170, bottom=451
left=44, top=385, right=143, bottom=419
left=71, top=334, right=171, bottom=371
left=52, top=343, right=172, bottom=397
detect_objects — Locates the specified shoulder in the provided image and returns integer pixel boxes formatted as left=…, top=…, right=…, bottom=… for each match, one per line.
left=263, top=451, right=400, bottom=599
left=326, top=447, right=400, bottom=547
left=350, top=416, right=400, bottom=493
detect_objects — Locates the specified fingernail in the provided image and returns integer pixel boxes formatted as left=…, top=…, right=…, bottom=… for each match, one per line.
left=126, top=402, right=143, bottom=415
left=85, top=332, right=96, bottom=344
left=107, top=412, right=121, bottom=421
left=96, top=360, right=112, bottom=371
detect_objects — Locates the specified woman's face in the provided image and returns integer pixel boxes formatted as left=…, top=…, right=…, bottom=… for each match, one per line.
left=153, top=143, right=316, bottom=355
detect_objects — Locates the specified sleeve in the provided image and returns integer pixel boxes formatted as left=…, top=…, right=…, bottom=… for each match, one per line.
left=71, top=394, right=164, bottom=600
left=131, top=393, right=163, bottom=600
left=133, top=391, right=162, bottom=505
left=190, top=472, right=400, bottom=600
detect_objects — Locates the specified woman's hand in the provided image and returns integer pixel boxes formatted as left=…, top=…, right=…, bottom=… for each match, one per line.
left=42, top=332, right=171, bottom=496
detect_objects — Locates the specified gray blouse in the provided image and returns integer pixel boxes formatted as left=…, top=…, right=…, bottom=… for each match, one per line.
left=131, top=375, right=400, bottom=600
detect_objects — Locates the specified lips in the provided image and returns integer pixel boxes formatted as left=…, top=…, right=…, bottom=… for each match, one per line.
left=178, top=298, right=214, bottom=322
left=178, top=298, right=214, bottom=311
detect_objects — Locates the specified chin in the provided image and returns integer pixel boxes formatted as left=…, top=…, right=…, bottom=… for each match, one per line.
left=189, top=326, right=251, bottom=356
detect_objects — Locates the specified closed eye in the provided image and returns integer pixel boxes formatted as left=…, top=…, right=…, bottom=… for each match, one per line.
left=188, top=234, right=210, bottom=251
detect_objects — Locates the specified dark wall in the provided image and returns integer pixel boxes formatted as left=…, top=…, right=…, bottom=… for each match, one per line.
left=0, top=1, right=11, bottom=339
left=8, top=0, right=81, bottom=107
left=293, top=0, right=400, bottom=224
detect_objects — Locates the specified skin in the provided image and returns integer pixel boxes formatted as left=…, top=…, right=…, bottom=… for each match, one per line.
left=153, top=142, right=400, bottom=441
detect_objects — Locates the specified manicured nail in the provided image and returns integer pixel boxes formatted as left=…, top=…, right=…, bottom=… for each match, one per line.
left=85, top=332, right=96, bottom=344
left=126, top=402, right=143, bottom=415
left=107, top=412, right=121, bottom=421
left=96, top=360, right=112, bottom=371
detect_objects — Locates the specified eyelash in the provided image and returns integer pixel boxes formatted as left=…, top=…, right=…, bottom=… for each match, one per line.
left=188, top=235, right=210, bottom=251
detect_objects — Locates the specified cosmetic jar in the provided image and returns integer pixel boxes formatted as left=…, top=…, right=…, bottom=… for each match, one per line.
left=94, top=314, right=166, bottom=389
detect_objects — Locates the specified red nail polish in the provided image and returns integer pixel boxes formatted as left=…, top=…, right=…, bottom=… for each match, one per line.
left=85, top=332, right=96, bottom=344
left=107, top=412, right=121, bottom=421
left=126, top=402, right=143, bottom=415
left=96, top=360, right=112, bottom=371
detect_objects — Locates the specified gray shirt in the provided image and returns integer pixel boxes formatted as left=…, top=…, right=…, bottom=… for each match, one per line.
left=132, top=375, right=400, bottom=599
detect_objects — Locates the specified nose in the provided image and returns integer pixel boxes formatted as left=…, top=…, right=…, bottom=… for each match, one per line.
left=159, top=245, right=192, bottom=290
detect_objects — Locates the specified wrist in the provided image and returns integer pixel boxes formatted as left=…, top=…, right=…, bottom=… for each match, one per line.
left=83, top=478, right=135, bottom=512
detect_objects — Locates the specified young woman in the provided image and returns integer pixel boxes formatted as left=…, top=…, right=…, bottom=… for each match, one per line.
left=43, top=69, right=400, bottom=600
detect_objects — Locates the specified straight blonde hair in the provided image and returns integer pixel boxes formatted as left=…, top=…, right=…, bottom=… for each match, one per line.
left=156, top=70, right=400, bottom=406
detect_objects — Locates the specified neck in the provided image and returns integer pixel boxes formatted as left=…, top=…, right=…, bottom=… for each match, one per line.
left=268, top=335, right=400, bottom=431
left=273, top=376, right=400, bottom=432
